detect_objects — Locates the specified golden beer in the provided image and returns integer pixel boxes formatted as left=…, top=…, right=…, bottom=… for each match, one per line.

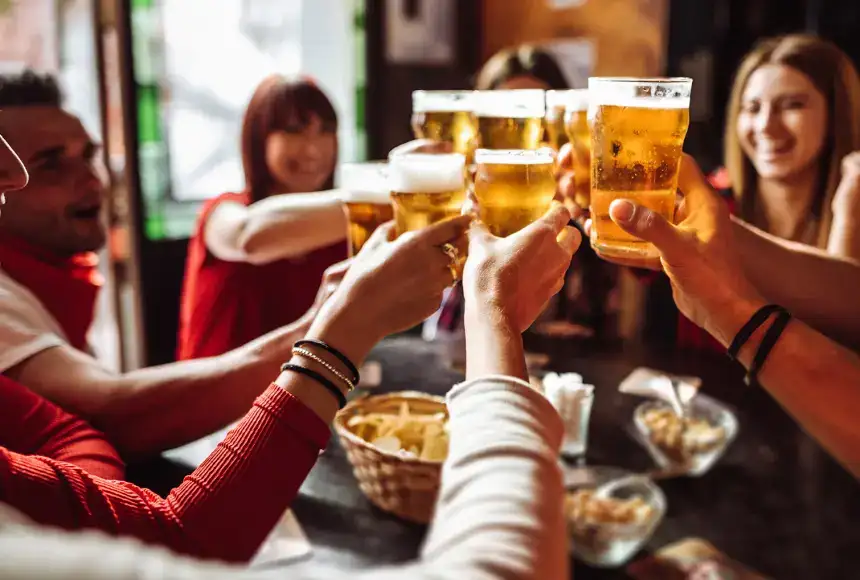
left=411, top=91, right=478, bottom=162
left=563, top=90, right=592, bottom=208
left=588, top=77, right=692, bottom=258
left=474, top=90, right=545, bottom=150
left=544, top=90, right=572, bottom=151
left=339, top=163, right=393, bottom=256
left=473, top=149, right=556, bottom=237
left=388, top=153, right=467, bottom=236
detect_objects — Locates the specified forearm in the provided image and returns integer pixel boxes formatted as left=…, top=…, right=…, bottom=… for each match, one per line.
left=94, top=316, right=311, bottom=457
left=732, top=216, right=860, bottom=347
left=240, top=191, right=347, bottom=264
left=0, top=377, right=124, bottom=479
left=710, top=295, right=860, bottom=478
left=1, top=384, right=329, bottom=563
left=409, top=379, right=566, bottom=580
left=826, top=211, right=860, bottom=261
left=464, top=306, right=527, bottom=381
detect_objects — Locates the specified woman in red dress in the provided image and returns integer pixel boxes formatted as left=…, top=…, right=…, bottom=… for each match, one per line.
left=178, top=76, right=349, bottom=360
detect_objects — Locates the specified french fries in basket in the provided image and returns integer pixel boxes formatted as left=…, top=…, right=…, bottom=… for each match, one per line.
left=346, top=401, right=449, bottom=461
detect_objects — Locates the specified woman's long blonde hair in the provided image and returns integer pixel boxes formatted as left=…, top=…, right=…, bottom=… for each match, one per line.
left=724, top=34, right=860, bottom=247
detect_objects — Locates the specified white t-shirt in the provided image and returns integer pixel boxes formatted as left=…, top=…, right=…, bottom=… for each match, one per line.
left=0, top=267, right=66, bottom=373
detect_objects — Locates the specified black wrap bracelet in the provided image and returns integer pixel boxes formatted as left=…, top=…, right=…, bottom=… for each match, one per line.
left=294, top=339, right=360, bottom=385
left=744, top=309, right=792, bottom=387
left=280, top=363, right=347, bottom=409
left=727, top=304, right=785, bottom=361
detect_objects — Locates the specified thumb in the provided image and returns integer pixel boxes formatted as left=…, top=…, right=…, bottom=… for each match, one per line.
left=467, top=214, right=494, bottom=246
left=609, top=199, right=684, bottom=258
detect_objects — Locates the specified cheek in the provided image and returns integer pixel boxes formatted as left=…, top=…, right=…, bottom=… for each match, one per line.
left=265, top=142, right=293, bottom=173
left=321, top=138, right=337, bottom=165
left=735, top=116, right=755, bottom=152
left=785, top=112, right=827, bottom=161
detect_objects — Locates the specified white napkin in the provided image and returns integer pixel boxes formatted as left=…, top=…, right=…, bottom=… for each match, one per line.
left=250, top=509, right=313, bottom=567
left=618, top=367, right=701, bottom=408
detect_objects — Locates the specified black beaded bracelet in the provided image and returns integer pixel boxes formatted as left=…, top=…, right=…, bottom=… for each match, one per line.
left=745, top=309, right=792, bottom=387
left=281, top=363, right=347, bottom=409
left=727, top=304, right=785, bottom=361
left=293, top=339, right=360, bottom=385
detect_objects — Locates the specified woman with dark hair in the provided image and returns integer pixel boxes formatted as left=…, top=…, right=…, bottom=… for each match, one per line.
left=178, top=76, right=348, bottom=360
left=474, top=44, right=570, bottom=91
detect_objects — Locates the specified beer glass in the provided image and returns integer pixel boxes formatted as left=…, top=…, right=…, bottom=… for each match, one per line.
left=545, top=90, right=573, bottom=151
left=388, top=153, right=467, bottom=236
left=473, top=148, right=556, bottom=237
left=339, top=162, right=393, bottom=256
left=411, top=90, right=478, bottom=162
left=563, top=89, right=592, bottom=209
left=588, top=77, right=692, bottom=258
left=473, top=90, right=545, bottom=150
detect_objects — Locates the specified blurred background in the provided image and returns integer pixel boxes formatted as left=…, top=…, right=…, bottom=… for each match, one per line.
left=3, top=0, right=857, bottom=369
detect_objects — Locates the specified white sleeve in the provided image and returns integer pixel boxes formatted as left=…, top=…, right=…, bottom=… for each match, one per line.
left=0, top=269, right=66, bottom=373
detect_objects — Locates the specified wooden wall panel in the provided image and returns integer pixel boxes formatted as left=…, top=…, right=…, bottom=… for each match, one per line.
left=482, top=0, right=669, bottom=77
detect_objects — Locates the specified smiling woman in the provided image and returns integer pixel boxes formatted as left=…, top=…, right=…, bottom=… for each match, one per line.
left=724, top=34, right=860, bottom=257
left=176, top=75, right=348, bottom=361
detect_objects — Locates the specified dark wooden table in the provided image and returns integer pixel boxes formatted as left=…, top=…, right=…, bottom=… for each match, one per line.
left=140, top=335, right=859, bottom=579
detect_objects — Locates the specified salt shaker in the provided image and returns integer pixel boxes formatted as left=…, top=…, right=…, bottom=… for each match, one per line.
left=543, top=372, right=595, bottom=459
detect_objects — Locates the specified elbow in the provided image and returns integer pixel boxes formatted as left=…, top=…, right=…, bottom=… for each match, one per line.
left=233, top=225, right=269, bottom=265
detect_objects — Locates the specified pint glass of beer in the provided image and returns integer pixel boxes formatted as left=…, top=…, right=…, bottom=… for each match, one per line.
left=411, top=90, right=478, bottom=162
left=588, top=77, right=692, bottom=258
left=473, top=148, right=556, bottom=237
left=339, top=162, right=393, bottom=256
left=388, top=153, right=467, bottom=236
left=563, top=89, right=592, bottom=209
left=545, top=90, right=573, bottom=151
left=474, top=90, right=545, bottom=150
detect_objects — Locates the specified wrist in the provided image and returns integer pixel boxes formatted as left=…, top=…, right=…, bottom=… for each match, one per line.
left=464, top=301, right=516, bottom=335
left=307, top=290, right=377, bottom=368
left=704, top=292, right=768, bottom=349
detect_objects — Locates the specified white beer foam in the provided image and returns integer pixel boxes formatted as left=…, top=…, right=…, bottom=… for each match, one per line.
left=473, top=89, right=546, bottom=118
left=587, top=77, right=691, bottom=109
left=388, top=153, right=466, bottom=193
left=412, top=90, right=476, bottom=113
left=475, top=148, right=554, bottom=165
left=546, top=89, right=589, bottom=112
left=339, top=163, right=390, bottom=203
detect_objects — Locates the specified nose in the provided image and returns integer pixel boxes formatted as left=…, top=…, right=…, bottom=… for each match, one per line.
left=0, top=134, right=28, bottom=191
left=753, top=105, right=784, bottom=138
left=301, top=137, right=324, bottom=161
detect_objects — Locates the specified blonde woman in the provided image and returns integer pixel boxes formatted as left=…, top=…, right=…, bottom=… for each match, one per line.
left=725, top=33, right=860, bottom=258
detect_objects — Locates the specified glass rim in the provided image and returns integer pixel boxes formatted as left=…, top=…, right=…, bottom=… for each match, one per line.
left=546, top=88, right=588, bottom=108
left=588, top=77, right=691, bottom=108
left=474, top=148, right=555, bottom=165
left=412, top=90, right=476, bottom=112
left=387, top=152, right=466, bottom=165
left=588, top=76, right=692, bottom=85
left=472, top=89, right=546, bottom=117
left=338, top=163, right=390, bottom=200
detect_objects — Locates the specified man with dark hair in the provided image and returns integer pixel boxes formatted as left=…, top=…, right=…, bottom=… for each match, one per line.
left=0, top=70, right=346, bottom=458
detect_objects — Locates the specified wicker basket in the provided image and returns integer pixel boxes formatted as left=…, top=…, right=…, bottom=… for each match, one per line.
left=334, top=391, right=447, bottom=524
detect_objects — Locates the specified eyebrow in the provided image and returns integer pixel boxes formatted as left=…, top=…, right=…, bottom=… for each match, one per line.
left=744, top=92, right=810, bottom=102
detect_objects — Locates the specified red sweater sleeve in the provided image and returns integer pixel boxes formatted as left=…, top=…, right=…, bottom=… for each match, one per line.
left=0, top=384, right=330, bottom=563
left=0, top=375, right=124, bottom=479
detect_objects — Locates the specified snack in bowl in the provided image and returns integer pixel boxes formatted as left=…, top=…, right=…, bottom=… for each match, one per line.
left=346, top=401, right=449, bottom=461
left=633, top=397, right=738, bottom=476
left=640, top=407, right=726, bottom=463
left=562, top=466, right=666, bottom=568
left=334, top=392, right=448, bottom=523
